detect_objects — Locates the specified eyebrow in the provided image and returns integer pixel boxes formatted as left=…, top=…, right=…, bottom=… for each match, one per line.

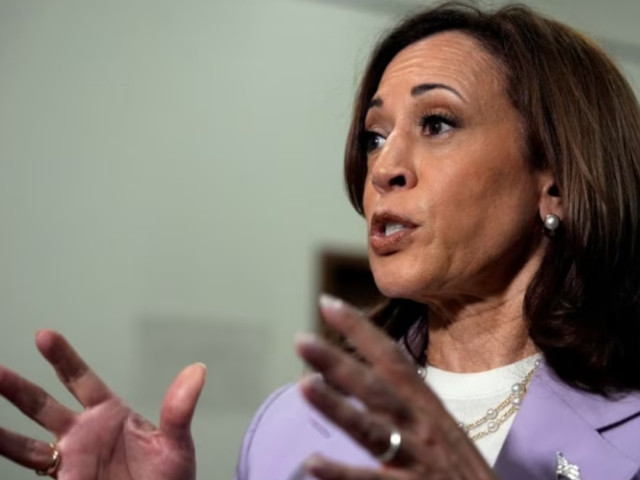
left=367, top=82, right=466, bottom=110
left=411, top=83, right=466, bottom=101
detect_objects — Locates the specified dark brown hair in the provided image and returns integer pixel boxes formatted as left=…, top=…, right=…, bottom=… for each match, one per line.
left=345, top=2, right=640, bottom=393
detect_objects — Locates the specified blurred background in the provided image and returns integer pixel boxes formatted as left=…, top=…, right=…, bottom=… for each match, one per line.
left=2, top=0, right=640, bottom=478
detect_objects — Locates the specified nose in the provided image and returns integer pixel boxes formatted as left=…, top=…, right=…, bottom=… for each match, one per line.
left=370, top=136, right=417, bottom=195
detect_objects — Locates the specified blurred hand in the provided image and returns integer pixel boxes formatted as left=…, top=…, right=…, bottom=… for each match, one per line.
left=0, top=330, right=206, bottom=480
left=295, top=295, right=497, bottom=480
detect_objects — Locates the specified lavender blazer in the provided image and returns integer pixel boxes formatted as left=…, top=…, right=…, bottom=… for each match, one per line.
left=235, top=363, right=640, bottom=480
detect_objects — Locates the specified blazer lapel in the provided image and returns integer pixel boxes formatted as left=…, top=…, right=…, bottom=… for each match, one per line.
left=494, top=363, right=640, bottom=480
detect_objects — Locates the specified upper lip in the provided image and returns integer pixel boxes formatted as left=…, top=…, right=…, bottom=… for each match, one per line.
left=370, top=211, right=418, bottom=235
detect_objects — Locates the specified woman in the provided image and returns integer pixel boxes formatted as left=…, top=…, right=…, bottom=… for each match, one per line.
left=2, top=2, right=640, bottom=479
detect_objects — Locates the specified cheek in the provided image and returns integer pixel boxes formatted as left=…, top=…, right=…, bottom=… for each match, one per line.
left=362, top=179, right=376, bottom=218
left=428, top=166, right=491, bottom=222
left=431, top=162, right=536, bottom=242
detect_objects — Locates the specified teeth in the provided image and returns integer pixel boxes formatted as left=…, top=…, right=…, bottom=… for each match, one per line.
left=384, top=222, right=405, bottom=236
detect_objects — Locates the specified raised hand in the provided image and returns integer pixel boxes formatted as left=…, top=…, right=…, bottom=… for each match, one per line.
left=295, top=295, right=497, bottom=480
left=0, top=330, right=206, bottom=480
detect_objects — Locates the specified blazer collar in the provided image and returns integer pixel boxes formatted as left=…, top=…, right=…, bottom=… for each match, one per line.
left=494, top=362, right=640, bottom=480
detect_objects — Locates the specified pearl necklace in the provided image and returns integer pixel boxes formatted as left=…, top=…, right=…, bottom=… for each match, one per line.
left=418, top=359, right=540, bottom=442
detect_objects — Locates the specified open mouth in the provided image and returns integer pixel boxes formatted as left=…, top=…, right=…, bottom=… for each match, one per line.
left=369, top=213, right=417, bottom=254
left=383, top=222, right=407, bottom=236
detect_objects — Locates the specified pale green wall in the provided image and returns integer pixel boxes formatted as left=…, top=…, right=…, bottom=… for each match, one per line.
left=0, top=1, right=390, bottom=478
left=1, top=1, right=640, bottom=479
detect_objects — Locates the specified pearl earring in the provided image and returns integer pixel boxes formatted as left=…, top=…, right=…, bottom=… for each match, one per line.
left=544, top=214, right=560, bottom=235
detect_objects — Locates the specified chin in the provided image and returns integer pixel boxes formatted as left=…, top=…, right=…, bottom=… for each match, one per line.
left=370, top=260, right=431, bottom=302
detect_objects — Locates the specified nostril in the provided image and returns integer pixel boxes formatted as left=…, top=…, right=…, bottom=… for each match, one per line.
left=389, top=175, right=406, bottom=187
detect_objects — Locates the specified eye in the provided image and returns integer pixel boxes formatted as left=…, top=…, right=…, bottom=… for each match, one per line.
left=420, top=114, right=457, bottom=136
left=361, top=131, right=387, bottom=153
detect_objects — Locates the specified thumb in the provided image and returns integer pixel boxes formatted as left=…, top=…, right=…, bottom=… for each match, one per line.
left=159, top=363, right=207, bottom=442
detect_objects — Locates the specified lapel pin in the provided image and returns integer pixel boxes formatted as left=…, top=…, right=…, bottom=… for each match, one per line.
left=556, top=452, right=581, bottom=480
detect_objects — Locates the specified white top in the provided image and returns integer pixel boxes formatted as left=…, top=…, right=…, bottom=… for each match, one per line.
left=423, top=354, right=541, bottom=466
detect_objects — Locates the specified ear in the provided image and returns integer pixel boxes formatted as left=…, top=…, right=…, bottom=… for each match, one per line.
left=537, top=171, right=564, bottom=222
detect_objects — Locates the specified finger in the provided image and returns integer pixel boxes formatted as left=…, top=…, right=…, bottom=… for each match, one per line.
left=0, top=426, right=58, bottom=475
left=318, top=295, right=417, bottom=386
left=305, top=454, right=405, bottom=480
left=296, top=334, right=413, bottom=423
left=297, top=339, right=485, bottom=474
left=36, top=330, right=112, bottom=408
left=159, top=363, right=206, bottom=443
left=299, top=376, right=414, bottom=467
left=0, top=366, right=75, bottom=435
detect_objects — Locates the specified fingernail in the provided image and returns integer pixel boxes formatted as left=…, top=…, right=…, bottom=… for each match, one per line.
left=306, top=373, right=325, bottom=390
left=304, top=454, right=327, bottom=474
left=194, top=362, right=207, bottom=371
left=319, top=293, right=344, bottom=311
left=294, top=333, right=322, bottom=357
left=294, top=332, right=317, bottom=346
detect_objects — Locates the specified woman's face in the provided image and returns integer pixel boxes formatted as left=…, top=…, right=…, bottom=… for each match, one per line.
left=362, top=31, right=548, bottom=304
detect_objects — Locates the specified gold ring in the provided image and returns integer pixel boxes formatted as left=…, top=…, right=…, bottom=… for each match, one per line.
left=35, top=443, right=60, bottom=477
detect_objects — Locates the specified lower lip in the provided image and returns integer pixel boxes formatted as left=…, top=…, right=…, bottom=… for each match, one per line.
left=369, top=227, right=415, bottom=255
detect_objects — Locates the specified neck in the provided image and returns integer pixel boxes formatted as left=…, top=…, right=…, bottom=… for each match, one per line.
left=426, top=297, right=538, bottom=372
left=418, top=237, right=545, bottom=373
left=424, top=260, right=540, bottom=372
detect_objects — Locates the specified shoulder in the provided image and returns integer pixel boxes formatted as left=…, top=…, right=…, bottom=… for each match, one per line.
left=538, top=367, right=640, bottom=464
left=496, top=362, right=640, bottom=479
left=234, top=379, right=377, bottom=480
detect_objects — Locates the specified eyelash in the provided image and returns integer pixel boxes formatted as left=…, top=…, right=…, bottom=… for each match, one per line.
left=360, top=111, right=459, bottom=154
left=360, top=131, right=385, bottom=153
left=418, top=111, right=459, bottom=136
